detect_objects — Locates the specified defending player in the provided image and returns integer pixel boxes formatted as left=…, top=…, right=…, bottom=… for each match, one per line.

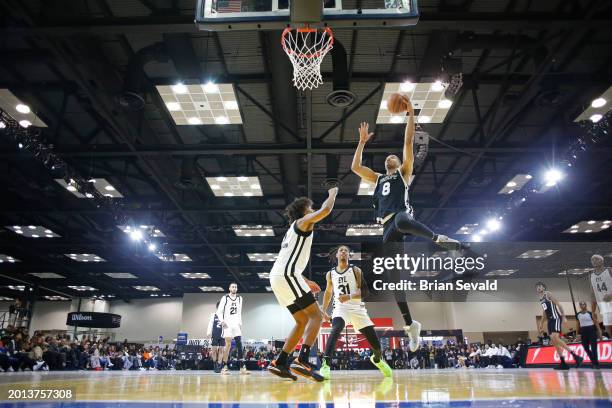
left=589, top=254, right=612, bottom=336
left=319, top=245, right=392, bottom=380
left=351, top=96, right=460, bottom=351
left=536, top=282, right=583, bottom=370
left=268, top=187, right=338, bottom=382
left=216, top=283, right=249, bottom=375
left=206, top=301, right=225, bottom=373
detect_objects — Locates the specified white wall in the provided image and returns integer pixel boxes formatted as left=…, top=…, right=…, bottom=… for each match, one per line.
left=21, top=276, right=595, bottom=342
left=29, top=301, right=71, bottom=333
left=181, top=293, right=299, bottom=340
left=109, top=298, right=182, bottom=343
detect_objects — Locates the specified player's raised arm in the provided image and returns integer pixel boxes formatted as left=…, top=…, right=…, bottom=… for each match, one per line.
left=298, top=187, right=338, bottom=230
left=400, top=98, right=415, bottom=181
left=351, top=122, right=381, bottom=184
left=322, top=271, right=334, bottom=312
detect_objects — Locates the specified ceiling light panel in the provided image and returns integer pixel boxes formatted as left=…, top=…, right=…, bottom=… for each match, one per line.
left=205, top=176, right=263, bottom=197
left=258, top=272, right=270, bottom=279
left=517, top=249, right=558, bottom=259
left=484, top=269, right=517, bottom=277
left=55, top=178, right=123, bottom=198
left=68, top=285, right=97, bottom=291
left=155, top=253, right=192, bottom=262
left=0, top=254, right=20, bottom=263
left=563, top=220, right=611, bottom=234
left=377, top=82, right=452, bottom=124
left=29, top=273, right=65, bottom=279
left=346, top=224, right=383, bottom=236
left=64, top=253, right=106, bottom=262
left=558, top=268, right=591, bottom=276
left=456, top=224, right=479, bottom=235
left=0, top=89, right=48, bottom=127
left=105, top=273, right=138, bottom=279
left=133, top=286, right=160, bottom=292
left=180, top=273, right=211, bottom=279
left=247, top=253, right=278, bottom=262
left=44, top=296, right=70, bottom=301
left=357, top=181, right=376, bottom=196
left=6, top=225, right=60, bottom=238
left=7, top=285, right=25, bottom=291
left=156, top=83, right=242, bottom=125
left=498, top=174, right=533, bottom=194
left=233, top=225, right=275, bottom=237
left=199, top=286, right=225, bottom=292
left=574, top=86, right=612, bottom=122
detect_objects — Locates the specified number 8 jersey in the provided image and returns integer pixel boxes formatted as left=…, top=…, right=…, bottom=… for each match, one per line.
left=372, top=169, right=411, bottom=223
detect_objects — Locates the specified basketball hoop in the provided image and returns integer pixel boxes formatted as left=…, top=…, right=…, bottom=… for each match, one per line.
left=281, top=25, right=334, bottom=91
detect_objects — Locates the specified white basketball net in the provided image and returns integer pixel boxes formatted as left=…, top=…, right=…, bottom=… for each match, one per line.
left=281, top=27, right=334, bottom=91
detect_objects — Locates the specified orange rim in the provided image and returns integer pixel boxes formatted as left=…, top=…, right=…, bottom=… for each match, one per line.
left=281, top=26, right=334, bottom=59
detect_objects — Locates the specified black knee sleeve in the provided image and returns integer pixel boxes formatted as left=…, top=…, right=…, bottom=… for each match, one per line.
left=359, top=325, right=382, bottom=358
left=234, top=336, right=243, bottom=360
left=394, top=212, right=435, bottom=240
left=324, top=317, right=346, bottom=359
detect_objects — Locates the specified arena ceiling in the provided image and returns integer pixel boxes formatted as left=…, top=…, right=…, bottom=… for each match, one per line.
left=0, top=0, right=612, bottom=300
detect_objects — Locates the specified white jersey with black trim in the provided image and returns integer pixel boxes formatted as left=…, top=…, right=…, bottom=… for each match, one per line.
left=591, top=268, right=612, bottom=314
left=330, top=265, right=365, bottom=310
left=216, top=294, right=243, bottom=326
left=270, top=221, right=313, bottom=278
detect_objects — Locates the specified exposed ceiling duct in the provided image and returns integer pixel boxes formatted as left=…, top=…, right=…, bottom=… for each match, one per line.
left=326, top=38, right=356, bottom=108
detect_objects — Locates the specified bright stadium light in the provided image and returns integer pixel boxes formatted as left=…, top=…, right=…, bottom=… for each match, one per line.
left=590, top=114, right=603, bottom=123
left=486, top=218, right=501, bottom=232
left=544, top=168, right=563, bottom=187
left=130, top=230, right=143, bottom=241
left=472, top=234, right=482, bottom=242
left=148, top=243, right=157, bottom=252
left=171, top=83, right=187, bottom=94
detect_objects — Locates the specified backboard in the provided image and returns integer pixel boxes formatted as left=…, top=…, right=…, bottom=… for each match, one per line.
left=196, top=0, right=419, bottom=31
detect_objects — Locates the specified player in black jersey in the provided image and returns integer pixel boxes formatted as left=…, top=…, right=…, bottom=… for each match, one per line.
left=536, top=282, right=583, bottom=370
left=351, top=96, right=461, bottom=351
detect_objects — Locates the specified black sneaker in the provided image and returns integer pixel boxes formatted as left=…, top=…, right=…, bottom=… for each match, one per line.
left=290, top=359, right=324, bottom=382
left=213, top=363, right=221, bottom=373
left=268, top=360, right=297, bottom=381
left=574, top=355, right=583, bottom=368
left=593, top=364, right=600, bottom=370
left=554, top=364, right=570, bottom=370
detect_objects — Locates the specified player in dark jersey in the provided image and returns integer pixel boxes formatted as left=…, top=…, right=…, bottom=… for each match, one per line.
left=206, top=300, right=226, bottom=373
left=351, top=96, right=461, bottom=351
left=536, top=282, right=583, bottom=370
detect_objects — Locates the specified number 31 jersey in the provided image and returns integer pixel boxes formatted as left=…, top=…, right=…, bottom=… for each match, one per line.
left=373, top=169, right=410, bottom=222
left=331, top=265, right=364, bottom=311
left=591, top=268, right=612, bottom=314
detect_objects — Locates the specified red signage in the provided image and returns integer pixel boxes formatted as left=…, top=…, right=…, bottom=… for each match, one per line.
left=319, top=317, right=395, bottom=351
left=526, top=340, right=612, bottom=365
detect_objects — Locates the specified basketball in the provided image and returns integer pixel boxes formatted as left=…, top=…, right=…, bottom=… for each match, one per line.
left=387, top=93, right=408, bottom=114
left=307, top=280, right=321, bottom=294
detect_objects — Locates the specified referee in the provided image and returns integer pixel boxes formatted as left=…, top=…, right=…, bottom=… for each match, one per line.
left=577, top=301, right=601, bottom=369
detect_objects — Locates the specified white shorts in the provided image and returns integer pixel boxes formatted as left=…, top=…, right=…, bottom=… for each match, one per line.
left=270, top=274, right=313, bottom=310
left=222, top=324, right=241, bottom=338
left=603, top=312, right=612, bottom=326
left=332, top=305, right=374, bottom=331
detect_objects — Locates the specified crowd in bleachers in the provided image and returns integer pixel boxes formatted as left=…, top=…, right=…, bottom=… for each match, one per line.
left=0, top=325, right=179, bottom=372
left=317, top=340, right=530, bottom=370
left=2, top=323, right=604, bottom=372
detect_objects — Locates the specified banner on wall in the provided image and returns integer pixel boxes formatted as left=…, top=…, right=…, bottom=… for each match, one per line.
left=526, top=340, right=612, bottom=366
left=66, top=312, right=121, bottom=328
left=176, top=333, right=188, bottom=345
